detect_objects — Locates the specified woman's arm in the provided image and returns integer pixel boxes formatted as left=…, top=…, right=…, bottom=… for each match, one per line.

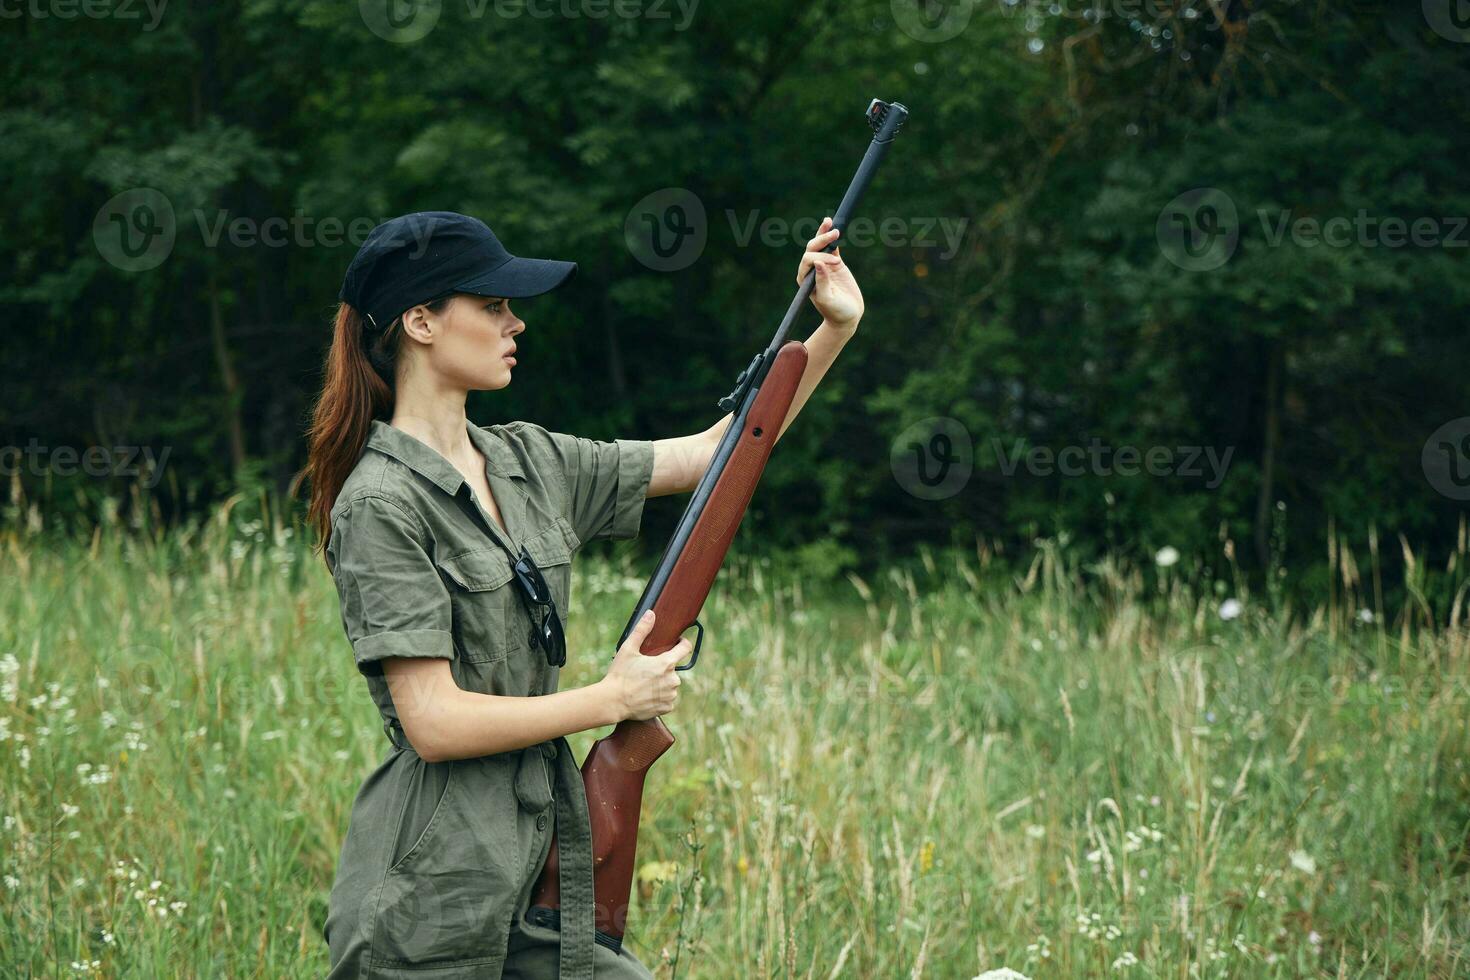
left=647, top=218, right=863, bottom=498
left=384, top=610, right=689, bottom=762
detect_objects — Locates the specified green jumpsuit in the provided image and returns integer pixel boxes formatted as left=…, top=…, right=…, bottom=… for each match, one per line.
left=322, top=418, right=658, bottom=979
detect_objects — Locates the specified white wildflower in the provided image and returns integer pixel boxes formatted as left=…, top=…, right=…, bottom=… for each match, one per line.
left=1357, top=608, right=1374, bottom=624
left=1289, top=849, right=1316, bottom=874
left=974, top=970, right=1032, bottom=980
left=1218, top=598, right=1243, bottom=621
left=1154, top=546, right=1179, bottom=568
left=1112, top=950, right=1138, bottom=969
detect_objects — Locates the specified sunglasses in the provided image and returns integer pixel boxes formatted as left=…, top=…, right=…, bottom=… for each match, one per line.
left=511, top=545, right=566, bottom=668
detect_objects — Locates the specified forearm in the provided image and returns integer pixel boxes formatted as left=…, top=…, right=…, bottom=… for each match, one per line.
left=422, top=681, right=619, bottom=761
left=777, top=318, right=855, bottom=442
left=708, top=318, right=854, bottom=443
left=654, top=318, right=856, bottom=496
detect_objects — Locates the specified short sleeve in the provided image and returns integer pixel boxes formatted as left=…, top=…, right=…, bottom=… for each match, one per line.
left=326, top=494, right=454, bottom=675
left=540, top=429, right=656, bottom=543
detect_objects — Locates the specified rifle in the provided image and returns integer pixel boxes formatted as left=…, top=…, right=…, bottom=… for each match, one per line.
left=528, top=97, right=909, bottom=950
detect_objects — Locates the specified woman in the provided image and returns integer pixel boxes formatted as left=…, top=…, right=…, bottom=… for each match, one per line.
left=303, top=209, right=862, bottom=978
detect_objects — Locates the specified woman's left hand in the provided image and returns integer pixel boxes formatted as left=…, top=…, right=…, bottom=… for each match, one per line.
left=798, top=216, right=864, bottom=332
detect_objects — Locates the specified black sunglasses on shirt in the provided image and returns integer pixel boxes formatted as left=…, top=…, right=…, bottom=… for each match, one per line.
left=511, top=545, right=566, bottom=668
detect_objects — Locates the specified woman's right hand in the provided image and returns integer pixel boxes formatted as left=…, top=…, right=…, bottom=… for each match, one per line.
left=602, top=610, right=688, bottom=722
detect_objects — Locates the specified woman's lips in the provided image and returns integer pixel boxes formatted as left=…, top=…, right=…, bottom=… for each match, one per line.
left=503, top=354, right=516, bottom=365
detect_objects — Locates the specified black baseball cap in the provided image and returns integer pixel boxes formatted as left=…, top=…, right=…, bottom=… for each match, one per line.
left=339, top=211, right=577, bottom=330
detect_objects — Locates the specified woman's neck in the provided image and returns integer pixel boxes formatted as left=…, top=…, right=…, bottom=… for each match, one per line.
left=389, top=380, right=473, bottom=465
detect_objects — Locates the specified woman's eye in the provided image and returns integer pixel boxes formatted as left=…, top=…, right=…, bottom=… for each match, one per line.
left=486, top=301, right=503, bottom=313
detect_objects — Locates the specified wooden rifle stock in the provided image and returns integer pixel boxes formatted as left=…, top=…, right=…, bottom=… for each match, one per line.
left=529, top=340, right=809, bottom=942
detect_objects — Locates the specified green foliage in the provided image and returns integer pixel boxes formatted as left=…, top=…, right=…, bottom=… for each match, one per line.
left=1, top=0, right=1467, bottom=599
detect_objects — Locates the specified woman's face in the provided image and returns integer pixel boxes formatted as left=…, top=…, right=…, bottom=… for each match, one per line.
left=418, top=293, right=524, bottom=391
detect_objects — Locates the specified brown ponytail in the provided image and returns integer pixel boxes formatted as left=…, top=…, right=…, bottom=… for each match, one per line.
left=295, top=298, right=448, bottom=556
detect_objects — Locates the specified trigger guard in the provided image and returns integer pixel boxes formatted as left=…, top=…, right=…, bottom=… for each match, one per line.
left=674, top=619, right=703, bottom=671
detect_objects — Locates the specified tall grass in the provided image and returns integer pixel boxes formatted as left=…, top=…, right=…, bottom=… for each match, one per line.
left=1, top=500, right=1468, bottom=978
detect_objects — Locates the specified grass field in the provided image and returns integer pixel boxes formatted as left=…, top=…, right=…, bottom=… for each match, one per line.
left=2, top=503, right=1469, bottom=978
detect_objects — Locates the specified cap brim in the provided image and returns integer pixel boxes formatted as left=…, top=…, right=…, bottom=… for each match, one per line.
left=456, top=255, right=577, bottom=299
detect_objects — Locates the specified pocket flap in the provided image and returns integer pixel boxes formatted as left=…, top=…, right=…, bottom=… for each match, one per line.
left=436, top=548, right=514, bottom=591
left=524, top=521, right=574, bottom=568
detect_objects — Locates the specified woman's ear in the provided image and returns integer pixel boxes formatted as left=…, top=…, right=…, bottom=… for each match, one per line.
left=399, top=303, right=438, bottom=345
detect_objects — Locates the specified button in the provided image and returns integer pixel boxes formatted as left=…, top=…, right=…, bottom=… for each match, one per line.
left=541, top=741, right=557, bottom=760
left=536, top=813, right=548, bottom=832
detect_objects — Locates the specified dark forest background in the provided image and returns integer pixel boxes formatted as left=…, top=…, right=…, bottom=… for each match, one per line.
left=3, top=0, right=1467, bottom=602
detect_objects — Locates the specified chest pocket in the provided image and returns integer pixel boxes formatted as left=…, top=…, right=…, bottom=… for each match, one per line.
left=433, top=517, right=580, bottom=665
left=434, top=548, right=517, bottom=664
